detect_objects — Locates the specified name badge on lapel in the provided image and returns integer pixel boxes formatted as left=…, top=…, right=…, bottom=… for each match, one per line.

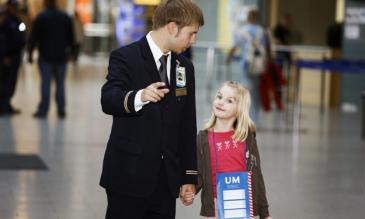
left=176, top=60, right=186, bottom=88
left=176, top=87, right=187, bottom=96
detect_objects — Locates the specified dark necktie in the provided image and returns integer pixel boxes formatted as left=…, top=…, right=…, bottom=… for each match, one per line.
left=159, top=54, right=169, bottom=85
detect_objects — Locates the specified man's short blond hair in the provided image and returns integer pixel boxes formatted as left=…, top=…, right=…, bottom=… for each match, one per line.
left=152, top=0, right=204, bottom=30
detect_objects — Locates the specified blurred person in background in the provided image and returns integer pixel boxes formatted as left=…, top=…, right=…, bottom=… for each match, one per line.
left=73, top=11, right=84, bottom=63
left=0, top=6, right=6, bottom=60
left=27, top=0, right=75, bottom=119
left=226, top=9, right=267, bottom=125
left=260, top=31, right=286, bottom=112
left=273, top=14, right=292, bottom=67
left=0, top=6, right=8, bottom=116
left=0, top=6, right=7, bottom=65
left=0, top=0, right=26, bottom=116
left=326, top=22, right=343, bottom=51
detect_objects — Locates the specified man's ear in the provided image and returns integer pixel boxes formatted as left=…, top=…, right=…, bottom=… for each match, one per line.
left=166, top=22, right=179, bottom=36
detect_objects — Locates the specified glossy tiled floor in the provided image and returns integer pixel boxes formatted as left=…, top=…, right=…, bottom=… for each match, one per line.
left=0, top=55, right=364, bottom=219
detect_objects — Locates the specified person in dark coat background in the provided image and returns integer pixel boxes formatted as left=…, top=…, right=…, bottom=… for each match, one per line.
left=273, top=14, right=292, bottom=67
left=0, top=7, right=9, bottom=112
left=27, top=0, right=75, bottom=119
left=0, top=0, right=26, bottom=116
left=0, top=6, right=7, bottom=68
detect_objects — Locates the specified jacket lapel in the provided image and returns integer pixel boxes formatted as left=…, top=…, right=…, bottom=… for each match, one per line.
left=139, top=37, right=161, bottom=84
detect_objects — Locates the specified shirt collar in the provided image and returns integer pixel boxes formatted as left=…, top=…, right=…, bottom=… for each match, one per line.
left=146, top=32, right=171, bottom=65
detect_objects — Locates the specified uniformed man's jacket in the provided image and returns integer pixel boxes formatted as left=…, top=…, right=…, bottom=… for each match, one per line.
left=196, top=129, right=270, bottom=218
left=100, top=36, right=197, bottom=198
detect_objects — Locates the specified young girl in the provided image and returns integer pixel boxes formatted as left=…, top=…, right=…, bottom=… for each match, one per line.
left=195, top=81, right=271, bottom=219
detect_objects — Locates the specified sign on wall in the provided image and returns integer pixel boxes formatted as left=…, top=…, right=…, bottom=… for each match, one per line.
left=116, top=0, right=146, bottom=46
left=345, top=6, right=365, bottom=40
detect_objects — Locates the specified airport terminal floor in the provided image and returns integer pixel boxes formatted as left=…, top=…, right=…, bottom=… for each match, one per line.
left=0, top=55, right=364, bottom=219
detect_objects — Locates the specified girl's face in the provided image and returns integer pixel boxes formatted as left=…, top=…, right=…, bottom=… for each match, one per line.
left=213, top=85, right=238, bottom=120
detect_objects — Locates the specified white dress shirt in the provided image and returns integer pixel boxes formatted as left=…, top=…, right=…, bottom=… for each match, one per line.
left=134, top=32, right=171, bottom=111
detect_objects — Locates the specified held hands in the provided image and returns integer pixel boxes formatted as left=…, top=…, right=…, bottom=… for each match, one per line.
left=179, top=184, right=196, bottom=206
left=141, top=82, right=169, bottom=103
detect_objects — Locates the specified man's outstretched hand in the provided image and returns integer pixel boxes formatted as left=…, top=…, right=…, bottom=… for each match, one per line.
left=141, top=82, right=169, bottom=103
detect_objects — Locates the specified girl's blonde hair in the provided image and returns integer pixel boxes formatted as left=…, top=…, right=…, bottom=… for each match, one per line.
left=204, top=81, right=255, bottom=142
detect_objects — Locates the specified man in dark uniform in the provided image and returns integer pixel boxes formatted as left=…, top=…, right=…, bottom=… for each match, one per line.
left=99, top=0, right=204, bottom=218
left=0, top=0, right=26, bottom=115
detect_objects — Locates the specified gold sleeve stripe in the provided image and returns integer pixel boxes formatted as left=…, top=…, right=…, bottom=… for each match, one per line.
left=186, top=170, right=198, bottom=175
left=124, top=91, right=133, bottom=113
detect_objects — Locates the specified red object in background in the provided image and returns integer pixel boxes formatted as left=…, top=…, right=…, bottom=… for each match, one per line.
left=76, top=0, right=92, bottom=24
left=260, top=60, right=286, bottom=112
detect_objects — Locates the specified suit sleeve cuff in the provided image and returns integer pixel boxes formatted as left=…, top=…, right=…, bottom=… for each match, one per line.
left=123, top=90, right=138, bottom=114
left=134, top=89, right=149, bottom=112
left=183, top=170, right=198, bottom=184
